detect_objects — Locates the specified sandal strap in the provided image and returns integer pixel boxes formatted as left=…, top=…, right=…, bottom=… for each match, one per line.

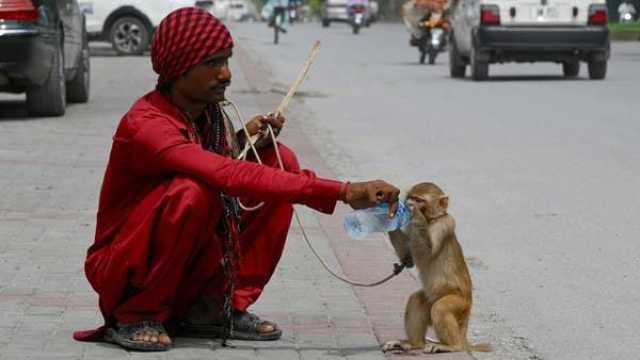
left=232, top=311, right=274, bottom=332
left=116, top=320, right=167, bottom=338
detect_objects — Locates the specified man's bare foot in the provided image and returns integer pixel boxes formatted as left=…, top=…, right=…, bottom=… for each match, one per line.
left=131, top=328, right=172, bottom=346
left=105, top=320, right=171, bottom=351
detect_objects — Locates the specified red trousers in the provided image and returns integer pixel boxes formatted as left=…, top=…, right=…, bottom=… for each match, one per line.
left=88, top=143, right=299, bottom=326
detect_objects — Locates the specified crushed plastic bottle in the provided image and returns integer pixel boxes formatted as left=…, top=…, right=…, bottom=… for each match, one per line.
left=343, top=201, right=411, bottom=240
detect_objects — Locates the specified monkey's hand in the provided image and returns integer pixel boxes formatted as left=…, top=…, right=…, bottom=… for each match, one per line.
left=407, top=208, right=432, bottom=255
left=388, top=229, right=414, bottom=268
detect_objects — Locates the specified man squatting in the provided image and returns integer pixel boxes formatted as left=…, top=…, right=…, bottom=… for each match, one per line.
left=73, top=7, right=400, bottom=351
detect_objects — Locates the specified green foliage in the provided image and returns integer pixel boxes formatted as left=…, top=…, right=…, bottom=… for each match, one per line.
left=609, top=21, right=640, bottom=40
left=251, top=0, right=267, bottom=11
left=308, top=0, right=323, bottom=16
left=609, top=21, right=640, bottom=32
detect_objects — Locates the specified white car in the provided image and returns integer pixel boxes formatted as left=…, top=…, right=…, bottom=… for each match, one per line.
left=227, top=0, right=259, bottom=21
left=78, top=0, right=197, bottom=55
left=448, top=0, right=610, bottom=80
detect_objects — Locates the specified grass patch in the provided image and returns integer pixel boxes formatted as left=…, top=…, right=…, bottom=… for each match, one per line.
left=609, top=21, right=640, bottom=32
left=609, top=21, right=640, bottom=40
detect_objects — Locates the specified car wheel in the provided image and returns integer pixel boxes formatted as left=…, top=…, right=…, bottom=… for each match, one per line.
left=562, top=61, right=580, bottom=77
left=588, top=60, right=607, bottom=80
left=26, top=43, right=66, bottom=117
left=470, top=45, right=489, bottom=81
left=322, top=18, right=330, bottom=27
left=449, top=35, right=466, bottom=78
left=67, top=28, right=90, bottom=103
left=109, top=16, right=150, bottom=55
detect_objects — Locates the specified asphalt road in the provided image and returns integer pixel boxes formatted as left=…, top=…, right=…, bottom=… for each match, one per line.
left=228, top=22, right=640, bottom=360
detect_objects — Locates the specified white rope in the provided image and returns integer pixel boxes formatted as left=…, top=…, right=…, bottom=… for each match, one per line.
left=221, top=100, right=266, bottom=211
left=222, top=42, right=403, bottom=287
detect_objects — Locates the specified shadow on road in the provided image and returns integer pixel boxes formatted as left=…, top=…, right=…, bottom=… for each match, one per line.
left=390, top=61, right=447, bottom=67
left=168, top=337, right=382, bottom=356
left=483, top=75, right=588, bottom=82
left=0, top=100, right=30, bottom=121
left=0, top=99, right=83, bottom=121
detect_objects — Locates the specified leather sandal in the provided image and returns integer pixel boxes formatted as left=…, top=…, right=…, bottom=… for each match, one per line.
left=104, top=320, right=171, bottom=351
left=178, top=310, right=282, bottom=341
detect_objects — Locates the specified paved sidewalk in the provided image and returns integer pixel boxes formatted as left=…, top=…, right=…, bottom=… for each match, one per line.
left=0, top=41, right=472, bottom=360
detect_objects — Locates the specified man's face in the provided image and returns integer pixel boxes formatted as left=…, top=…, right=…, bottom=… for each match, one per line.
left=175, top=48, right=233, bottom=104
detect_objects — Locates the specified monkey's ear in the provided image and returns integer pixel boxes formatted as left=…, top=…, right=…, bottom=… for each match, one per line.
left=439, top=196, right=449, bottom=210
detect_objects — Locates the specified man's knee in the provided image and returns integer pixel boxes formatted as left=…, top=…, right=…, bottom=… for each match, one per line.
left=168, top=176, right=219, bottom=218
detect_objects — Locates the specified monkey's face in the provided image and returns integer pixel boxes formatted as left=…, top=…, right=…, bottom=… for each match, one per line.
left=406, top=193, right=449, bottom=220
left=406, top=183, right=449, bottom=220
left=406, top=194, right=429, bottom=213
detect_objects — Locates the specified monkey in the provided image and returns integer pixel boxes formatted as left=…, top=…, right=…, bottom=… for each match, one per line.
left=382, top=182, right=491, bottom=354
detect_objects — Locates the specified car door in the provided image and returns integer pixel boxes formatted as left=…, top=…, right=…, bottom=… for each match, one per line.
left=57, top=0, right=82, bottom=71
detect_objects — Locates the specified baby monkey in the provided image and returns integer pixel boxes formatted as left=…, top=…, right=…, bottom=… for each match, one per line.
left=382, top=182, right=491, bottom=354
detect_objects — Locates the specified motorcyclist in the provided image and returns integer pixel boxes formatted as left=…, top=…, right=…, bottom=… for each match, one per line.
left=265, top=0, right=289, bottom=32
left=618, top=0, right=637, bottom=22
left=347, top=0, right=370, bottom=23
left=402, top=0, right=452, bottom=46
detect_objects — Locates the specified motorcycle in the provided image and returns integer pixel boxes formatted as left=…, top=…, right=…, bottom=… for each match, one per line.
left=618, top=2, right=637, bottom=23
left=416, top=16, right=448, bottom=64
left=620, top=10, right=634, bottom=23
left=288, top=0, right=299, bottom=24
left=268, top=5, right=287, bottom=44
left=348, top=4, right=367, bottom=34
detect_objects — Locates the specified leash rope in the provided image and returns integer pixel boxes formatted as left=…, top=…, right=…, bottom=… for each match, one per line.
left=218, top=42, right=405, bottom=288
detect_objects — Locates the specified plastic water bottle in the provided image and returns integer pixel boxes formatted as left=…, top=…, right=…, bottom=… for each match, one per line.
left=344, top=202, right=411, bottom=240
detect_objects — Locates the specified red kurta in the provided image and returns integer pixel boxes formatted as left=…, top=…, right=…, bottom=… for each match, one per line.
left=74, top=90, right=342, bottom=341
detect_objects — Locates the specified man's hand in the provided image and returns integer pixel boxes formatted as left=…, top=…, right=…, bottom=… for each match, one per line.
left=245, top=112, right=285, bottom=138
left=341, top=180, right=401, bottom=216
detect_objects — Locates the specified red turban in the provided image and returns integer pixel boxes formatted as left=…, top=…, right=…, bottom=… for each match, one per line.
left=151, top=7, right=233, bottom=85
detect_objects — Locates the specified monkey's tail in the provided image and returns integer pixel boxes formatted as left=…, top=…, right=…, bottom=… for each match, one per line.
left=468, top=343, right=492, bottom=352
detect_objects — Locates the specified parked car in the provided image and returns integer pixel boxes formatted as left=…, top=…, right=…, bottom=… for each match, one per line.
left=321, top=0, right=378, bottom=27
left=0, top=0, right=90, bottom=116
left=228, top=0, right=259, bottom=21
left=78, top=0, right=196, bottom=55
left=448, top=0, right=610, bottom=80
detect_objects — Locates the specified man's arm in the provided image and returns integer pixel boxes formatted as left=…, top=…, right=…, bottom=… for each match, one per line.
left=128, top=116, right=399, bottom=214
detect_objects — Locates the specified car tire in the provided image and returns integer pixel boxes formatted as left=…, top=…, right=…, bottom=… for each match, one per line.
left=449, top=35, right=466, bottom=78
left=26, top=43, right=66, bottom=117
left=470, top=45, right=489, bottom=81
left=562, top=61, right=580, bottom=77
left=588, top=60, right=607, bottom=80
left=322, top=18, right=330, bottom=27
left=66, top=28, right=90, bottom=103
left=109, top=16, right=150, bottom=56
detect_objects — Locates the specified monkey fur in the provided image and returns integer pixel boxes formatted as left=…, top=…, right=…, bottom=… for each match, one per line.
left=382, top=182, right=491, bottom=354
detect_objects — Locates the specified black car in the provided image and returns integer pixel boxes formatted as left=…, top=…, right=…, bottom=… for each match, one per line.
left=0, top=0, right=90, bottom=116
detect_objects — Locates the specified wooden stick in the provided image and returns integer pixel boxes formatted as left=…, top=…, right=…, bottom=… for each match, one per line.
left=240, top=41, right=321, bottom=157
left=275, top=40, right=321, bottom=116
